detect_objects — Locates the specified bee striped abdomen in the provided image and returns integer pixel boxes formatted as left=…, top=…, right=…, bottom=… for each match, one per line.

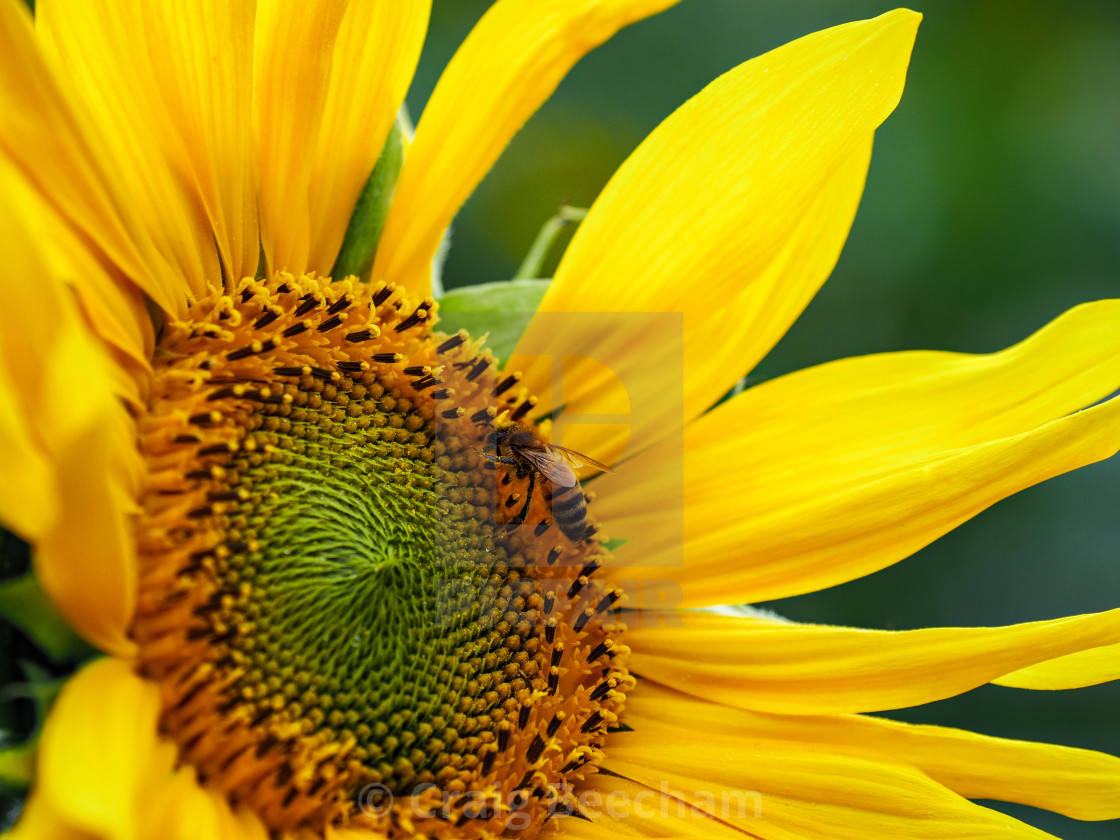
left=551, top=484, right=588, bottom=541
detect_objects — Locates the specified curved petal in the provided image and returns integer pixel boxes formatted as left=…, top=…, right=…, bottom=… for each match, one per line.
left=0, top=361, right=55, bottom=540
left=6, top=796, right=90, bottom=840
left=994, top=643, right=1120, bottom=690
left=509, top=11, right=918, bottom=464
left=0, top=148, right=151, bottom=399
left=306, top=0, right=430, bottom=275
left=531, top=137, right=873, bottom=468
left=549, top=774, right=748, bottom=839
left=0, top=0, right=186, bottom=315
left=602, top=730, right=1058, bottom=840
left=34, top=659, right=173, bottom=840
left=545, top=814, right=645, bottom=840
left=140, top=0, right=260, bottom=285
left=19, top=659, right=266, bottom=840
left=254, top=0, right=350, bottom=275
left=38, top=0, right=227, bottom=299
left=373, top=0, right=683, bottom=297
left=624, top=608, right=1120, bottom=715
left=597, top=301, right=1120, bottom=606
left=145, top=767, right=270, bottom=840
left=628, top=680, right=1120, bottom=821
left=34, top=400, right=140, bottom=658
left=0, top=157, right=140, bottom=656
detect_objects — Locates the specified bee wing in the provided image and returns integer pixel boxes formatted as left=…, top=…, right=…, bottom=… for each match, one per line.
left=547, top=444, right=615, bottom=474
left=520, top=447, right=579, bottom=488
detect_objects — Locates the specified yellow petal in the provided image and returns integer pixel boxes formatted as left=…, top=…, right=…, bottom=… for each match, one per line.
left=508, top=11, right=917, bottom=463
left=628, top=680, right=1120, bottom=821
left=145, top=766, right=269, bottom=840
left=523, top=137, right=873, bottom=466
left=603, top=730, right=1057, bottom=840
left=0, top=157, right=140, bottom=656
left=598, top=301, right=1120, bottom=606
left=544, top=815, right=637, bottom=839
left=33, top=0, right=219, bottom=307
left=373, top=0, right=683, bottom=297
left=18, top=660, right=265, bottom=840
left=0, top=0, right=183, bottom=316
left=5, top=794, right=91, bottom=840
left=0, top=361, right=55, bottom=540
left=140, top=0, right=261, bottom=284
left=548, top=774, right=748, bottom=839
left=221, top=807, right=270, bottom=840
left=34, top=398, right=140, bottom=658
left=34, top=659, right=173, bottom=840
left=254, top=0, right=349, bottom=275
left=0, top=149, right=151, bottom=398
left=624, top=608, right=1120, bottom=715
left=994, top=643, right=1120, bottom=690
left=305, top=0, right=430, bottom=275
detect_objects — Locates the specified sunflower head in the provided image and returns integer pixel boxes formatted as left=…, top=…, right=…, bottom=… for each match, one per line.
left=131, top=272, right=631, bottom=834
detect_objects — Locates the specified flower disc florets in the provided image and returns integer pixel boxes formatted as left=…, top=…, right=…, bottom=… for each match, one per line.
left=131, top=274, right=631, bottom=837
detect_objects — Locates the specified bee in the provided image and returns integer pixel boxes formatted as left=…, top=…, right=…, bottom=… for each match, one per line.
left=476, top=421, right=613, bottom=541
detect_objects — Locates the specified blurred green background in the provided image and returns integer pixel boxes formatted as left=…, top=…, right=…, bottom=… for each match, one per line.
left=412, top=2, right=1120, bottom=836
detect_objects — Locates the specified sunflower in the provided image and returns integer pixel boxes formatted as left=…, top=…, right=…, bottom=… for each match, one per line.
left=2, top=0, right=1120, bottom=838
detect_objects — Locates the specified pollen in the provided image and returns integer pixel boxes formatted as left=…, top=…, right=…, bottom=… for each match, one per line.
left=132, top=273, right=631, bottom=837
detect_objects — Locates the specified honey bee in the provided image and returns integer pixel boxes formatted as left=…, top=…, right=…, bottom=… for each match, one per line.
left=476, top=421, right=613, bottom=541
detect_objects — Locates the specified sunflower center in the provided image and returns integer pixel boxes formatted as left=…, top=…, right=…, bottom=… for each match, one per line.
left=133, top=274, right=630, bottom=837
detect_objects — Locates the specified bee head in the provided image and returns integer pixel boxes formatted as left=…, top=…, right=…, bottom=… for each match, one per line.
left=486, top=423, right=512, bottom=448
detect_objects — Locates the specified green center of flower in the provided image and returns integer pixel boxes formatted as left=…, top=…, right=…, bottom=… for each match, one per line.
left=201, top=365, right=545, bottom=793
left=133, top=274, right=631, bottom=837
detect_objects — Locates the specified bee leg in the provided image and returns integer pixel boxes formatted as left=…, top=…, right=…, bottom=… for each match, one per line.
left=512, top=469, right=535, bottom=526
left=476, top=449, right=520, bottom=469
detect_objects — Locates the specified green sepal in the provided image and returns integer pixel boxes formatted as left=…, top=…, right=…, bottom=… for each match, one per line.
left=331, top=115, right=405, bottom=283
left=436, top=278, right=551, bottom=362
left=512, top=205, right=586, bottom=281
left=254, top=241, right=269, bottom=280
